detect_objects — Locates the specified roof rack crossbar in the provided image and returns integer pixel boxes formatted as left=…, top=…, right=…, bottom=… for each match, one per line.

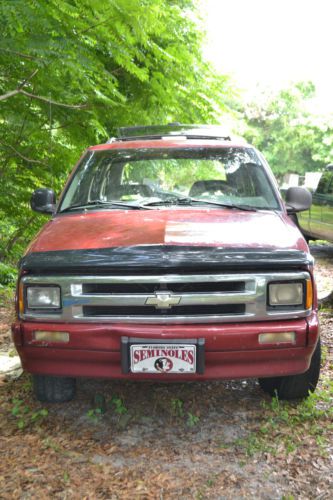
left=106, top=124, right=232, bottom=143
left=113, top=134, right=231, bottom=142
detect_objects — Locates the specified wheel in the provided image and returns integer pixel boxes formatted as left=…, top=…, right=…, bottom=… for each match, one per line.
left=258, top=339, right=321, bottom=400
left=33, top=374, right=76, bottom=403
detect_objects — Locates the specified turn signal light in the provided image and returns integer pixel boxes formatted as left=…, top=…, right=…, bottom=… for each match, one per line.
left=306, top=279, right=313, bottom=309
left=33, top=331, right=69, bottom=343
left=18, top=281, right=24, bottom=316
left=258, top=332, right=296, bottom=345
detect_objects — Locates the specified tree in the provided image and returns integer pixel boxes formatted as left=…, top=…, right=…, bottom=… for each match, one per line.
left=0, top=0, right=232, bottom=263
left=243, top=82, right=333, bottom=180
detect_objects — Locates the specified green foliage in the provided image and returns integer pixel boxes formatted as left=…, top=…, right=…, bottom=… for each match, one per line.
left=11, top=398, right=48, bottom=429
left=0, top=0, right=231, bottom=263
left=86, top=407, right=103, bottom=423
left=243, top=82, right=333, bottom=179
left=0, top=262, right=17, bottom=287
left=170, top=398, right=200, bottom=426
left=109, top=395, right=127, bottom=415
left=171, top=397, right=184, bottom=417
left=186, top=411, right=200, bottom=427
left=86, top=393, right=127, bottom=423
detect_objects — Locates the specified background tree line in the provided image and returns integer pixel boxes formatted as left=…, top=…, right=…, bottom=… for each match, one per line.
left=0, top=0, right=332, bottom=281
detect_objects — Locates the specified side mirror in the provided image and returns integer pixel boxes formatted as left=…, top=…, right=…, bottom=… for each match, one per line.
left=30, top=188, right=56, bottom=214
left=285, top=187, right=312, bottom=213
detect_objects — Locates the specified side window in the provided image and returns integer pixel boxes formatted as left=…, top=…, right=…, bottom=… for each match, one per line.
left=316, top=171, right=333, bottom=195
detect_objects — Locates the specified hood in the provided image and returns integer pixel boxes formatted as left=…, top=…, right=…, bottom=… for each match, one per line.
left=26, top=208, right=307, bottom=254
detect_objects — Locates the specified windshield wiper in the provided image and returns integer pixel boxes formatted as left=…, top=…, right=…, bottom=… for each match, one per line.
left=60, top=200, right=149, bottom=212
left=61, top=197, right=261, bottom=213
left=142, top=197, right=259, bottom=212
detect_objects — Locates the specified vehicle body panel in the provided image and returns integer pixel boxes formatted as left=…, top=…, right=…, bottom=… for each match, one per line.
left=298, top=166, right=333, bottom=242
left=25, top=209, right=308, bottom=254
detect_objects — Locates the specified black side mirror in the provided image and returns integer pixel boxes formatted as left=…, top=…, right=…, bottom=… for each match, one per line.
left=30, top=188, right=56, bottom=214
left=285, top=187, right=312, bottom=213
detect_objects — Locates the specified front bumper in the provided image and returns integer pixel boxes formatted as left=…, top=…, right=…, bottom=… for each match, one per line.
left=12, top=313, right=319, bottom=381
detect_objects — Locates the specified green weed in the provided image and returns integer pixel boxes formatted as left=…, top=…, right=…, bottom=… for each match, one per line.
left=234, top=433, right=274, bottom=457
left=110, top=396, right=127, bottom=415
left=11, top=398, right=48, bottom=429
left=171, top=398, right=184, bottom=418
left=86, top=394, right=127, bottom=423
left=186, top=412, right=200, bottom=427
left=63, top=471, right=70, bottom=483
left=206, top=477, right=215, bottom=487
left=86, top=407, right=103, bottom=423
left=41, top=437, right=61, bottom=452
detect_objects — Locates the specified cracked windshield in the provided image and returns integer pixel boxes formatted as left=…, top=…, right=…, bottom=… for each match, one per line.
left=60, top=148, right=280, bottom=211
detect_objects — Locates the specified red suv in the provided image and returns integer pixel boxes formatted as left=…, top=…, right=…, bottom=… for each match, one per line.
left=12, top=125, right=320, bottom=402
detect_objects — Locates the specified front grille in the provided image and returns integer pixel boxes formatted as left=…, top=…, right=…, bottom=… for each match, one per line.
left=82, top=281, right=245, bottom=294
left=20, top=271, right=312, bottom=324
left=83, top=304, right=245, bottom=317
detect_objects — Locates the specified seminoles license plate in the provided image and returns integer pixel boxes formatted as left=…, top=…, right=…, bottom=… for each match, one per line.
left=130, top=344, right=196, bottom=374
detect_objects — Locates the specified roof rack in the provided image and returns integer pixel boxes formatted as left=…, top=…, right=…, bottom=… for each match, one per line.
left=106, top=124, right=231, bottom=143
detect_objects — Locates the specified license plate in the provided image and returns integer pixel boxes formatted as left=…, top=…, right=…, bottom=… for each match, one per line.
left=130, top=344, right=196, bottom=374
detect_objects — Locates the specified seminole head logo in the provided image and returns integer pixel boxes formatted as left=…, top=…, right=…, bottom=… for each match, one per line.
left=154, top=357, right=174, bottom=372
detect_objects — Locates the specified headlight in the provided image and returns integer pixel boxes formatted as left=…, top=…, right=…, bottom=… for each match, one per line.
left=268, top=282, right=303, bottom=306
left=26, top=286, right=61, bottom=309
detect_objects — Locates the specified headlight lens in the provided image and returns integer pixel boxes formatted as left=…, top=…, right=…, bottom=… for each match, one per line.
left=268, top=282, right=303, bottom=306
left=26, top=286, right=61, bottom=309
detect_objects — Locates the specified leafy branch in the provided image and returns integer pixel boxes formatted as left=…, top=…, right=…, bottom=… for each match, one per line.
left=0, top=140, right=48, bottom=166
left=0, top=69, right=86, bottom=109
left=0, top=48, right=42, bottom=61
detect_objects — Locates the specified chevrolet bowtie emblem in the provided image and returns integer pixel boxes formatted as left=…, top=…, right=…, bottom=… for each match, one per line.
left=145, top=292, right=181, bottom=309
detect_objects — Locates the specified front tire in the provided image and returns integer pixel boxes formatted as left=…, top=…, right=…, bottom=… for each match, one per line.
left=258, top=339, right=321, bottom=400
left=33, top=375, right=76, bottom=403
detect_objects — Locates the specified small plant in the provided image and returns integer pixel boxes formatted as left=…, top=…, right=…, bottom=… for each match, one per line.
left=86, top=408, right=103, bottom=423
left=110, top=396, right=127, bottom=415
left=86, top=394, right=128, bottom=423
left=234, top=433, right=270, bottom=457
left=41, top=437, right=61, bottom=452
left=171, top=398, right=184, bottom=418
left=206, top=478, right=215, bottom=488
left=11, top=398, right=48, bottom=429
left=63, top=471, right=70, bottom=483
left=186, top=412, right=200, bottom=427
left=92, top=393, right=107, bottom=413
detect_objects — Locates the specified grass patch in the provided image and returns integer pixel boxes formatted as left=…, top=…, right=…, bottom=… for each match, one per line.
left=234, top=379, right=333, bottom=457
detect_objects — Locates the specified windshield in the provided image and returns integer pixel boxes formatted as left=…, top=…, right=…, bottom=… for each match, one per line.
left=59, top=147, right=280, bottom=211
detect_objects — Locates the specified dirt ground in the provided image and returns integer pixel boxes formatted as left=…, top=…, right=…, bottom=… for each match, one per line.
left=0, top=243, right=332, bottom=499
